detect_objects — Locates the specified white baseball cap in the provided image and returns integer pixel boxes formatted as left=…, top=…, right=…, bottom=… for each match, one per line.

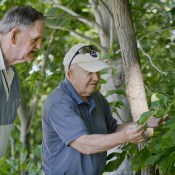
left=63, top=43, right=110, bottom=72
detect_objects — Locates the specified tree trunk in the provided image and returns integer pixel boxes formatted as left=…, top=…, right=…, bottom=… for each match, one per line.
left=111, top=0, right=153, bottom=174
left=88, top=1, right=134, bottom=174
left=18, top=104, right=32, bottom=175
left=101, top=59, right=134, bottom=175
left=112, top=0, right=149, bottom=121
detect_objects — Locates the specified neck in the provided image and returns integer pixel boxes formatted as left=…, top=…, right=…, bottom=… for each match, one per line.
left=67, top=76, right=89, bottom=102
left=0, top=48, right=11, bottom=66
left=82, top=96, right=88, bottom=102
left=0, top=34, right=14, bottom=66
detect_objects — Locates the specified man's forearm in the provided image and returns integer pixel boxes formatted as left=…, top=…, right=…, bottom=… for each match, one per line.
left=70, top=132, right=125, bottom=154
left=115, top=123, right=129, bottom=132
left=70, top=123, right=144, bottom=154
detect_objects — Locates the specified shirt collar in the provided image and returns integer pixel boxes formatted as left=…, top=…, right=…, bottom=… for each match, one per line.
left=0, top=48, right=6, bottom=70
left=63, top=78, right=84, bottom=105
left=62, top=78, right=96, bottom=112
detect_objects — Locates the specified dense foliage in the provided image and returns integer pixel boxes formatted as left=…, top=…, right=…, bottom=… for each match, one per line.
left=0, top=0, right=175, bottom=174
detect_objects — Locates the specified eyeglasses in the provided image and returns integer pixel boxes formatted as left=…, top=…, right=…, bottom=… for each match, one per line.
left=68, top=45, right=98, bottom=69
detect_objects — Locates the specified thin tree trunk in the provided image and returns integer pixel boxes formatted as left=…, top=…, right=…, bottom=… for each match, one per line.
left=111, top=0, right=153, bottom=174
left=112, top=0, right=149, bottom=121
left=92, top=1, right=134, bottom=174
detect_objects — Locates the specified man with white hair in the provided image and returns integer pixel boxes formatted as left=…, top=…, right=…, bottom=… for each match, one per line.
left=42, top=43, right=144, bottom=175
left=0, top=5, right=45, bottom=158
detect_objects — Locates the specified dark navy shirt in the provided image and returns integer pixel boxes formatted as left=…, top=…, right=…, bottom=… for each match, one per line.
left=42, top=78, right=117, bottom=175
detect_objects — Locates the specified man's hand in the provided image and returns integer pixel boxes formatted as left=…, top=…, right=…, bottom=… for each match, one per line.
left=147, top=114, right=168, bottom=128
left=120, top=123, right=145, bottom=144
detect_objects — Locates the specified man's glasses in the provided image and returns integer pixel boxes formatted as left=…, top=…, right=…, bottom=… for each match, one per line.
left=68, top=45, right=98, bottom=69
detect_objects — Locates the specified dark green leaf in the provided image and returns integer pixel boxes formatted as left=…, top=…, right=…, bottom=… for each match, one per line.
left=105, top=89, right=126, bottom=97
left=138, top=111, right=154, bottom=125
left=105, top=153, right=125, bottom=172
left=155, top=109, right=164, bottom=118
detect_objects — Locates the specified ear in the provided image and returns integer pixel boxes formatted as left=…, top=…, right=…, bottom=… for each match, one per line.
left=67, top=69, right=74, bottom=81
left=11, top=28, right=20, bottom=45
left=67, top=69, right=75, bottom=83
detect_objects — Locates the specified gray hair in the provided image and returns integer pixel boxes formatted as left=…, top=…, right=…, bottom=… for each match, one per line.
left=0, top=5, right=45, bottom=35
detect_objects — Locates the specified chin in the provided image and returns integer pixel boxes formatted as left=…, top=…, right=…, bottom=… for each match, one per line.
left=26, top=53, right=35, bottom=60
left=25, top=56, right=35, bottom=62
left=28, top=58, right=35, bottom=62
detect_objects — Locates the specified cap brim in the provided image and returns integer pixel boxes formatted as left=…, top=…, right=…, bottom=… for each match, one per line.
left=78, top=60, right=110, bottom=72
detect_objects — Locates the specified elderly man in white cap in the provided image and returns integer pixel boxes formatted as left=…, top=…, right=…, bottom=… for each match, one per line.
left=42, top=43, right=144, bottom=175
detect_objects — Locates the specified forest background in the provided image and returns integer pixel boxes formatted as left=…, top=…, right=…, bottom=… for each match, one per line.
left=0, top=0, right=175, bottom=175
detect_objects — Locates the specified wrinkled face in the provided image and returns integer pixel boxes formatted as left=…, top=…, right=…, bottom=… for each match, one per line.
left=13, top=19, right=45, bottom=64
left=69, top=65, right=100, bottom=101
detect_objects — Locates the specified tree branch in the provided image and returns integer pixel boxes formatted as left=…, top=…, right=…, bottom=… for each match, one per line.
left=138, top=26, right=175, bottom=42
left=27, top=30, right=58, bottom=133
left=88, top=0, right=109, bottom=48
left=47, top=24, right=107, bottom=52
left=89, top=0, right=104, bottom=27
left=48, top=0, right=109, bottom=52
left=100, top=0, right=114, bottom=51
left=49, top=0, right=105, bottom=34
left=137, top=41, right=167, bottom=75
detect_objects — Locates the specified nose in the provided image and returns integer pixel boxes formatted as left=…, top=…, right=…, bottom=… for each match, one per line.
left=35, top=40, right=41, bottom=49
left=92, top=72, right=100, bottom=81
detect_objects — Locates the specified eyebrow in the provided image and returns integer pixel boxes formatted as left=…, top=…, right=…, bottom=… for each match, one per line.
left=31, top=36, right=43, bottom=40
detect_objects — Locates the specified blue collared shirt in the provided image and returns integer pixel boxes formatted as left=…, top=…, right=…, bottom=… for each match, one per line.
left=42, top=78, right=117, bottom=175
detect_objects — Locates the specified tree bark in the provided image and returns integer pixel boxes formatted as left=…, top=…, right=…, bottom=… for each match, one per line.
left=111, top=0, right=149, bottom=121
left=91, top=1, right=133, bottom=174
left=111, top=0, right=153, bottom=174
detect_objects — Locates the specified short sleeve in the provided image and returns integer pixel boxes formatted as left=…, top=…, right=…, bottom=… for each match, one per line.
left=48, top=102, right=89, bottom=145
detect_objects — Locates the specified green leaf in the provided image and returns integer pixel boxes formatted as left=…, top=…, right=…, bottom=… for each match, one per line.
left=138, top=111, right=154, bottom=125
left=155, top=108, right=164, bottom=118
left=114, top=101, right=124, bottom=108
left=33, top=145, right=42, bottom=158
left=131, top=147, right=151, bottom=171
left=150, top=101, right=161, bottom=110
left=157, top=152, right=175, bottom=173
left=156, top=94, right=170, bottom=107
left=99, top=78, right=107, bottom=84
left=107, top=152, right=123, bottom=160
left=151, top=93, right=159, bottom=102
left=105, top=89, right=126, bottom=97
left=105, top=153, right=125, bottom=172
left=144, top=152, right=164, bottom=165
